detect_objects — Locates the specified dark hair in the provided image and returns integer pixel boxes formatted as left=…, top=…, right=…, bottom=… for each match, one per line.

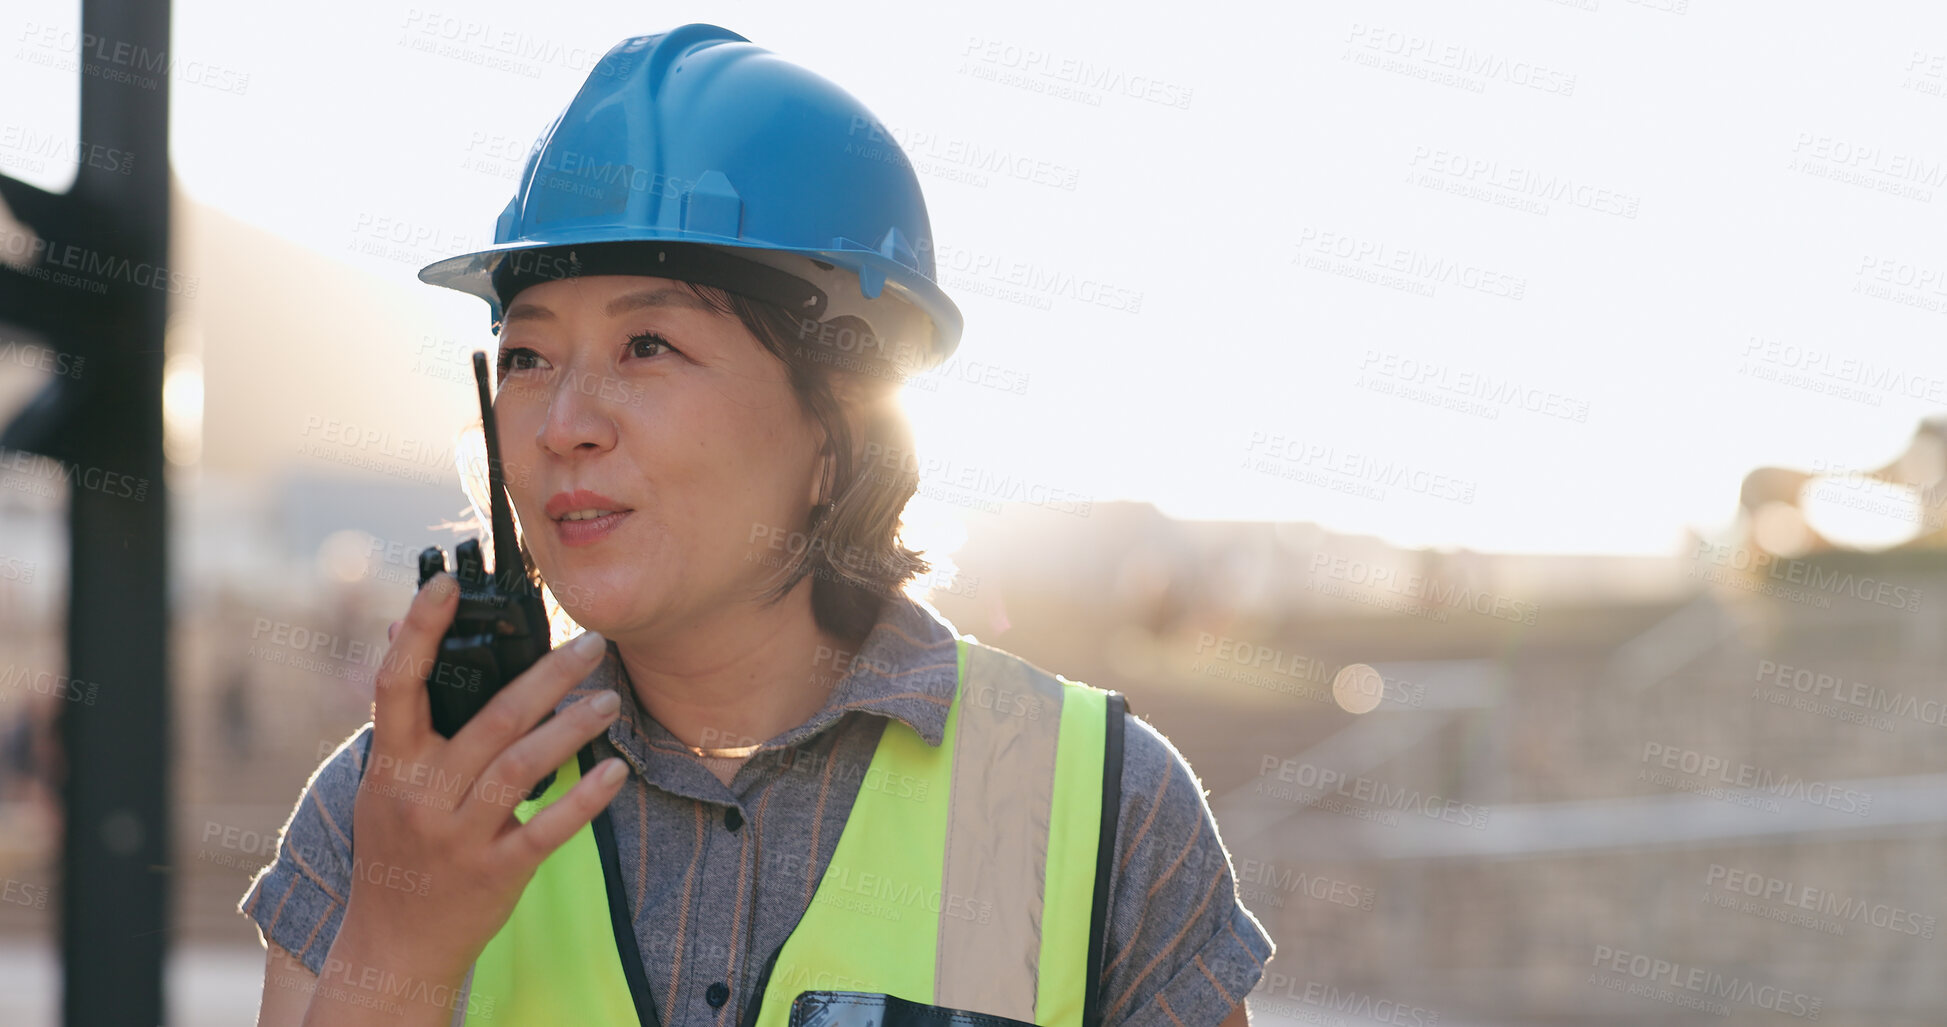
left=496, top=277, right=933, bottom=644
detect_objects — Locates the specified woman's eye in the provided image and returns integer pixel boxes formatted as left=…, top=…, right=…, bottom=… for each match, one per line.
left=627, top=332, right=674, bottom=359
left=496, top=347, right=549, bottom=377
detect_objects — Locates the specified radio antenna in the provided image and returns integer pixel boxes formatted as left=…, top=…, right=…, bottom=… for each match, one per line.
left=471, top=351, right=523, bottom=589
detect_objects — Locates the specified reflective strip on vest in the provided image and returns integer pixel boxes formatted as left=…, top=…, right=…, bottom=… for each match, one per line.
left=464, top=637, right=1110, bottom=1026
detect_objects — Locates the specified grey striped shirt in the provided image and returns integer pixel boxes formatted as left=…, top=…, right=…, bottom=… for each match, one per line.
left=239, top=594, right=1275, bottom=1025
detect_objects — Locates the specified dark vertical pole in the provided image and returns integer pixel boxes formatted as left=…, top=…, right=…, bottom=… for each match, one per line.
left=0, top=1, right=173, bottom=1024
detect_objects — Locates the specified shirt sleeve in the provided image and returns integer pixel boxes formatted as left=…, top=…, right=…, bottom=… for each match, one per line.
left=1099, top=711, right=1276, bottom=1027
left=236, top=723, right=374, bottom=975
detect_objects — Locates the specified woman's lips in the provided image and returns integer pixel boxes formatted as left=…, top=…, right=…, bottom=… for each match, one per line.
left=545, top=489, right=628, bottom=520
left=552, top=510, right=631, bottom=548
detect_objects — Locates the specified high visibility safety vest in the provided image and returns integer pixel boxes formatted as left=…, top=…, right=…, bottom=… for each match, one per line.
left=454, top=638, right=1127, bottom=1027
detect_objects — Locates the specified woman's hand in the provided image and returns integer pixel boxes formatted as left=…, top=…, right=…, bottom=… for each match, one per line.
left=306, top=573, right=627, bottom=1025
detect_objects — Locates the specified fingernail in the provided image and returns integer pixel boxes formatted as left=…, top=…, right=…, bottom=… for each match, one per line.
left=599, top=759, right=627, bottom=785
left=426, top=573, right=457, bottom=600
left=571, top=631, right=606, bottom=657
left=590, top=690, right=619, bottom=715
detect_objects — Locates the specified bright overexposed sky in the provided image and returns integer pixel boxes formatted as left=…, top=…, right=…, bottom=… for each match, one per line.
left=7, top=0, right=1947, bottom=555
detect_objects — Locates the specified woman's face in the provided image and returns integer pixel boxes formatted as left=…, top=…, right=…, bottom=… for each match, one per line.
left=490, top=274, right=826, bottom=638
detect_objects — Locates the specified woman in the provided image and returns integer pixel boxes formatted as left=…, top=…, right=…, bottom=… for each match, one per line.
left=242, top=24, right=1273, bottom=1027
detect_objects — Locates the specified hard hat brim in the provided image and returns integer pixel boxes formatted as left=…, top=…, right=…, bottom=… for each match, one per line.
left=418, top=234, right=963, bottom=368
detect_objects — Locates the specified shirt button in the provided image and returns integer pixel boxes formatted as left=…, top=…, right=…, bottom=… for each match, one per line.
left=706, top=981, right=730, bottom=1008
left=724, top=807, right=744, bottom=832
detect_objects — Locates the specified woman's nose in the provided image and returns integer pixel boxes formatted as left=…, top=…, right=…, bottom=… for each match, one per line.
left=533, top=363, right=620, bottom=456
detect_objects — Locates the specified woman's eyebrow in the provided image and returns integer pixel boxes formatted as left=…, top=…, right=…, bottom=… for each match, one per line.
left=503, top=301, right=553, bottom=325
left=502, top=287, right=708, bottom=326
left=605, top=287, right=711, bottom=317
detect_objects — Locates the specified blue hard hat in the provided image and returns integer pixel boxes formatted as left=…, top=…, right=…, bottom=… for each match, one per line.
left=418, top=23, right=961, bottom=368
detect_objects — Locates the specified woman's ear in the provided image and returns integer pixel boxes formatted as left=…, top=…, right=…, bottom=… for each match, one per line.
left=808, top=440, right=835, bottom=510
left=807, top=371, right=886, bottom=511
left=831, top=372, right=880, bottom=467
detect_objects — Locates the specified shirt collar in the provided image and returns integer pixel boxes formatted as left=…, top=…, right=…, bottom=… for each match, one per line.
left=788, top=592, right=962, bottom=748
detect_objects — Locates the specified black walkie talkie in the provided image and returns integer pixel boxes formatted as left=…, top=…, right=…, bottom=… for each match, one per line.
left=416, top=351, right=557, bottom=799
